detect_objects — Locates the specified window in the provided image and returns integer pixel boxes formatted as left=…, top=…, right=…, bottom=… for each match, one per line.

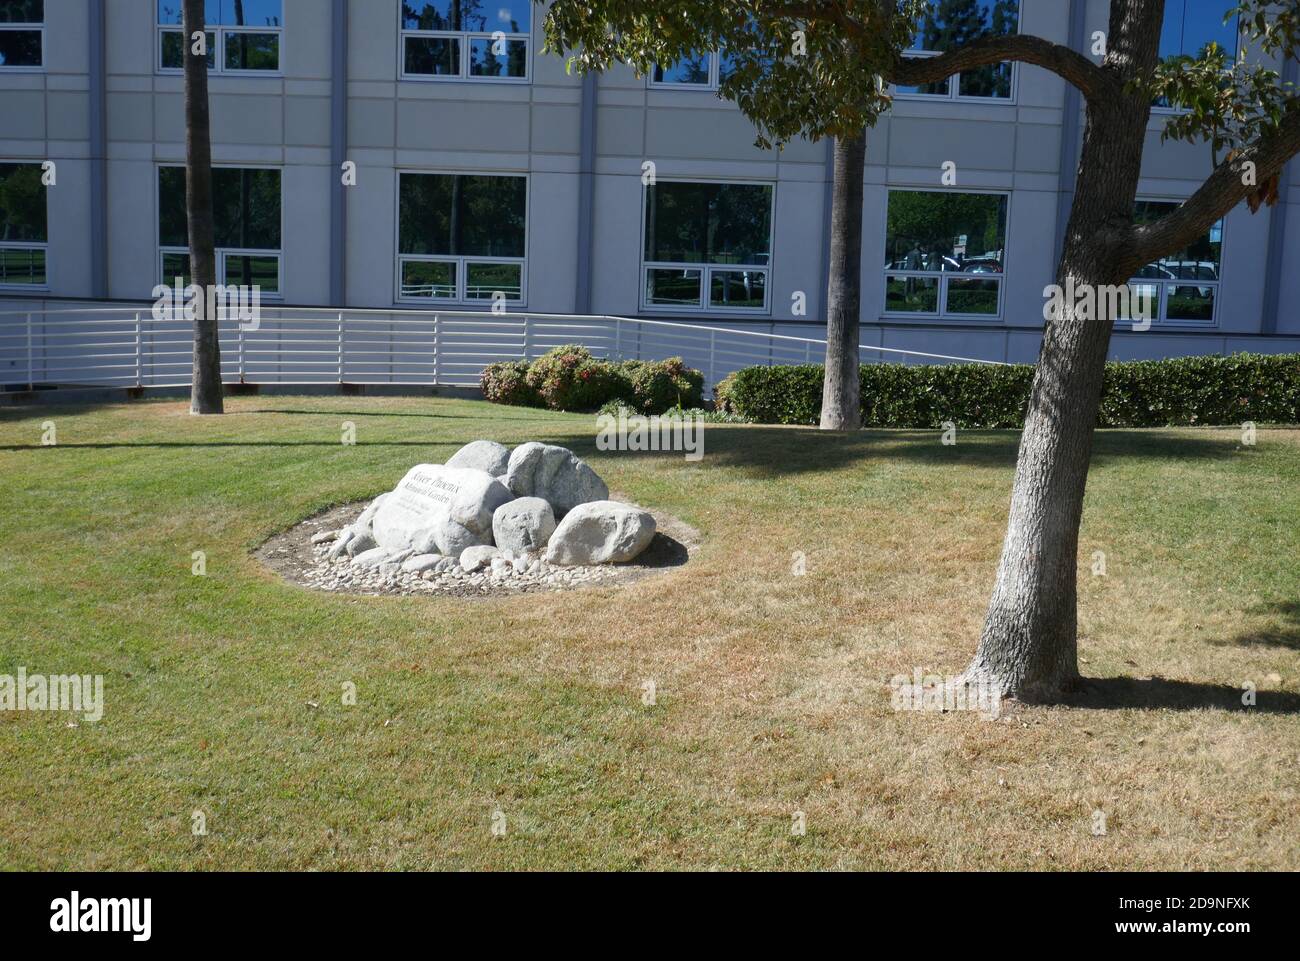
left=1155, top=0, right=1240, bottom=109
left=651, top=50, right=738, bottom=89
left=0, top=162, right=47, bottom=287
left=158, top=165, right=282, bottom=294
left=1127, top=200, right=1222, bottom=326
left=400, top=1, right=531, bottom=81
left=642, top=181, right=773, bottom=312
left=883, top=190, right=1008, bottom=317
left=397, top=172, right=527, bottom=304
left=158, top=1, right=281, bottom=74
left=896, top=0, right=1020, bottom=100
left=0, top=0, right=42, bottom=69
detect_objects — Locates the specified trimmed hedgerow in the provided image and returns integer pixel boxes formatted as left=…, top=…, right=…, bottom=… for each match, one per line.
left=714, top=353, right=1300, bottom=428
left=480, top=345, right=705, bottom=415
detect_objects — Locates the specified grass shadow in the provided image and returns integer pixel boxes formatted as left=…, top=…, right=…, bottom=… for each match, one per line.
left=1210, top=601, right=1300, bottom=652
left=526, top=424, right=1247, bottom=479
left=1057, top=675, right=1300, bottom=714
left=0, top=441, right=439, bottom=451
left=243, top=408, right=567, bottom=422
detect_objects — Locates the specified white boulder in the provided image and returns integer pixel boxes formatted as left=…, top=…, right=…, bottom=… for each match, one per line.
left=492, top=497, right=557, bottom=554
left=401, top=553, right=444, bottom=574
left=445, top=440, right=511, bottom=477
left=545, top=501, right=656, bottom=567
left=372, top=465, right=513, bottom=557
left=460, top=545, right=500, bottom=572
left=504, top=443, right=608, bottom=516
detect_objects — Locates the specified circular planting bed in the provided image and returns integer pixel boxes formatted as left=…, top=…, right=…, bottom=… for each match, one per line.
left=255, top=439, right=698, bottom=598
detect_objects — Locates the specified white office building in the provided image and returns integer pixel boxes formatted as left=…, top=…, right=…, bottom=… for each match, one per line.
left=1, top=0, right=1297, bottom=392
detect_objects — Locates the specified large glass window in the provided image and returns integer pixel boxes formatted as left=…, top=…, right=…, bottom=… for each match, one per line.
left=1160, top=0, right=1240, bottom=59
left=0, top=0, right=42, bottom=69
left=884, top=190, right=1008, bottom=317
left=0, top=162, right=47, bottom=287
left=642, top=181, right=773, bottom=312
left=897, top=0, right=1019, bottom=100
left=400, top=1, right=531, bottom=81
left=158, top=165, right=282, bottom=294
left=651, top=50, right=738, bottom=90
left=1155, top=0, right=1240, bottom=109
left=397, top=173, right=527, bottom=303
left=158, top=1, right=281, bottom=74
left=1128, top=200, right=1222, bottom=325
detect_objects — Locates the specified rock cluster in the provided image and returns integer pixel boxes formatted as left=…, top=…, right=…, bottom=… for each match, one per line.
left=303, top=537, right=621, bottom=596
left=319, top=441, right=656, bottom=582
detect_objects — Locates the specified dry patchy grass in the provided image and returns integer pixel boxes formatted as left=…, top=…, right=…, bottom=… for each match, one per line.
left=0, top=396, right=1297, bottom=870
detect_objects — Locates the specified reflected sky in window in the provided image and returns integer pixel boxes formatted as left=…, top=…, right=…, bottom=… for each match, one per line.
left=1159, top=0, right=1239, bottom=59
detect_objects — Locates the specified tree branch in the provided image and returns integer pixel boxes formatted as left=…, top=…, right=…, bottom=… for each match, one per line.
left=889, top=34, right=1113, bottom=101
left=1126, top=108, right=1300, bottom=272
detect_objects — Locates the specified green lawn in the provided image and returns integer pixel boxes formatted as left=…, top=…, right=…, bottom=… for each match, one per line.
left=1, top=395, right=1297, bottom=870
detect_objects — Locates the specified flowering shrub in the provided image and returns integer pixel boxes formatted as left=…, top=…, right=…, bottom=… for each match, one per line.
left=480, top=346, right=705, bottom=414
left=624, top=357, right=705, bottom=413
left=480, top=360, right=540, bottom=407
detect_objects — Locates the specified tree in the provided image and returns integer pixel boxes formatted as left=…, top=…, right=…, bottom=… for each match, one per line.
left=545, top=1, right=1300, bottom=701
left=543, top=1, right=928, bottom=432
left=888, top=0, right=1299, bottom=699
left=821, top=130, right=867, bottom=430
left=183, top=0, right=223, bottom=415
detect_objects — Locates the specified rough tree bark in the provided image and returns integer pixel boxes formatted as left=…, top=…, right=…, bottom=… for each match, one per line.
left=820, top=129, right=867, bottom=431
left=184, top=0, right=223, bottom=416
left=963, top=0, right=1165, bottom=699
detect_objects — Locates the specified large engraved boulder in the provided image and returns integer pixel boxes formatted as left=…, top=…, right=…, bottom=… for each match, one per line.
left=545, top=501, right=656, bottom=567
left=372, top=465, right=513, bottom=557
left=504, top=443, right=608, bottom=517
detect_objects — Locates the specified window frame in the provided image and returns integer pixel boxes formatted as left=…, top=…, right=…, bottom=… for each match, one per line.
left=892, top=1, right=1023, bottom=104
left=648, top=52, right=727, bottom=91
left=155, top=162, right=285, bottom=299
left=0, top=2, right=44, bottom=73
left=397, top=3, right=532, bottom=84
left=393, top=169, right=531, bottom=307
left=639, top=178, right=776, bottom=316
left=880, top=186, right=1011, bottom=322
left=0, top=160, right=49, bottom=291
left=155, top=2, right=284, bottom=77
left=1121, top=197, right=1224, bottom=328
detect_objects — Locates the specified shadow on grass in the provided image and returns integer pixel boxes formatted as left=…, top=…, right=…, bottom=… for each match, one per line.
left=1211, top=602, right=1300, bottom=652
left=1057, top=675, right=1300, bottom=714
left=243, top=408, right=568, bottom=421
left=1, top=417, right=1249, bottom=476
left=0, top=442, right=441, bottom=451
left=520, top=425, right=1246, bottom=478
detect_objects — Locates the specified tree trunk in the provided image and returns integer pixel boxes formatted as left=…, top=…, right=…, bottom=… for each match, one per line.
left=820, top=129, right=866, bottom=430
left=965, top=1, right=1164, bottom=700
left=184, top=0, right=223, bottom=416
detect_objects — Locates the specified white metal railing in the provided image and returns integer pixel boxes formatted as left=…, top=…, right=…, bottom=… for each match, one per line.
left=0, top=303, right=1010, bottom=393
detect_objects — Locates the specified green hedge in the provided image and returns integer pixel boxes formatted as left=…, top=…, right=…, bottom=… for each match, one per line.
left=713, top=353, right=1300, bottom=428
left=481, top=345, right=704, bottom=414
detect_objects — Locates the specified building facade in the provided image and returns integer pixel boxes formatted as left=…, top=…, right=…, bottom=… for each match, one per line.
left=1, top=0, right=1298, bottom=369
